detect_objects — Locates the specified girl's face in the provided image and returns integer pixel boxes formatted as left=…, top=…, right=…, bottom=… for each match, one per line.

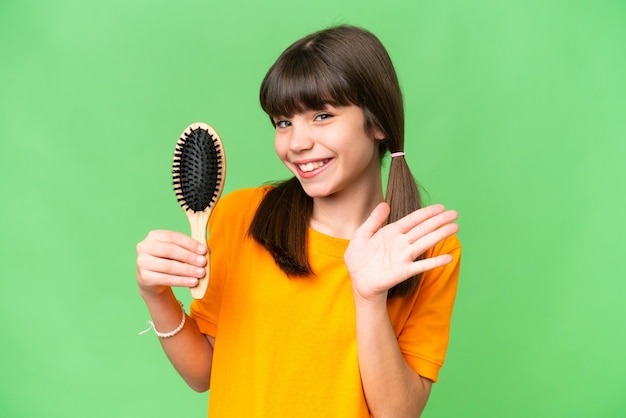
left=273, top=104, right=383, bottom=200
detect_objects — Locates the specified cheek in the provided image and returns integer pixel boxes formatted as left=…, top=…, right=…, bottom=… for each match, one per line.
left=274, top=136, right=292, bottom=166
left=274, top=136, right=285, bottom=158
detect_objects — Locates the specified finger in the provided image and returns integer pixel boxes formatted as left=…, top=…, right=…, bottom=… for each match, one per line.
left=408, top=222, right=459, bottom=260
left=137, top=267, right=200, bottom=289
left=405, top=209, right=458, bottom=243
left=395, top=204, right=447, bottom=234
left=137, top=252, right=206, bottom=278
left=137, top=239, right=207, bottom=267
left=146, top=230, right=207, bottom=254
left=406, top=254, right=454, bottom=277
left=353, top=202, right=390, bottom=239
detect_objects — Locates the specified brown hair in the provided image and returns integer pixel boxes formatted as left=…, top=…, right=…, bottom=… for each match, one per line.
left=250, top=25, right=422, bottom=297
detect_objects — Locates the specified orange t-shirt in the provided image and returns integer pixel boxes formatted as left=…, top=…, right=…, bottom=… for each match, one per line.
left=190, top=187, right=461, bottom=417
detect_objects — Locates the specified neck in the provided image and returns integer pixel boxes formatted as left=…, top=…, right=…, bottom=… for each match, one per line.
left=310, top=182, right=384, bottom=240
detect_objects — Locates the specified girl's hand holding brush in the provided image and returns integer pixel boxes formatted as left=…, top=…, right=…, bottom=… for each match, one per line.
left=136, top=230, right=208, bottom=299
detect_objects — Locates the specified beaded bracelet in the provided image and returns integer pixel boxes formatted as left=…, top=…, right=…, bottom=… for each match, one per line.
left=139, top=300, right=186, bottom=338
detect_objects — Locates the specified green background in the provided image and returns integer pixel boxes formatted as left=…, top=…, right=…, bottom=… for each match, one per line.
left=1, top=0, right=625, bottom=417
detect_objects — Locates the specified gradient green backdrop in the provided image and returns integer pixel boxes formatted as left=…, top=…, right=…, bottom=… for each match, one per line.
left=1, top=1, right=625, bottom=417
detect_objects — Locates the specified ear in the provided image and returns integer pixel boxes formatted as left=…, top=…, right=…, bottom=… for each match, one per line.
left=373, top=129, right=385, bottom=141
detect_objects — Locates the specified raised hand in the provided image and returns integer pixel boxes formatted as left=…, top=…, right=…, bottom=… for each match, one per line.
left=136, top=230, right=208, bottom=298
left=345, top=202, right=459, bottom=303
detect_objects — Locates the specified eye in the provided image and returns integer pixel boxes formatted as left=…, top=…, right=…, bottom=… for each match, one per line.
left=314, top=113, right=332, bottom=121
left=274, top=119, right=291, bottom=128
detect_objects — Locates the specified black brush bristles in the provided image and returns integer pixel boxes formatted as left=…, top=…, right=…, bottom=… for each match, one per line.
left=172, top=126, right=224, bottom=212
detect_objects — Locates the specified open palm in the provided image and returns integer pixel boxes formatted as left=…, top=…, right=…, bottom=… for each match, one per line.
left=345, top=202, right=459, bottom=302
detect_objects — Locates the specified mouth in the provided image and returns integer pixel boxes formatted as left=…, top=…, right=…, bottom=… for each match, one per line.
left=297, top=159, right=330, bottom=173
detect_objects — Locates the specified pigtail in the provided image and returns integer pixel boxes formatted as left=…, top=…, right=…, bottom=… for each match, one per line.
left=385, top=154, right=424, bottom=298
left=249, top=178, right=313, bottom=276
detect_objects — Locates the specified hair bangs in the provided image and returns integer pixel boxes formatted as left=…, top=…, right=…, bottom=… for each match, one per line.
left=260, top=49, right=356, bottom=119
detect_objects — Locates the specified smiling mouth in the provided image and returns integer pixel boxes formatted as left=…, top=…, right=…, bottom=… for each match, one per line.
left=297, top=159, right=330, bottom=173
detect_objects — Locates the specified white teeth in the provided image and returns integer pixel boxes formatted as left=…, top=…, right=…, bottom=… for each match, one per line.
left=298, top=160, right=327, bottom=172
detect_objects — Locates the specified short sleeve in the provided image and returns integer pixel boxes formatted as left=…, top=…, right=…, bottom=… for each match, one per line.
left=389, top=234, right=462, bottom=382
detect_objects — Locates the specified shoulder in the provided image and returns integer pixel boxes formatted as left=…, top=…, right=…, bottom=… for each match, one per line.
left=417, top=234, right=462, bottom=291
left=209, top=186, right=272, bottom=230
left=218, top=186, right=272, bottom=209
left=213, top=186, right=273, bottom=218
left=426, top=233, right=461, bottom=259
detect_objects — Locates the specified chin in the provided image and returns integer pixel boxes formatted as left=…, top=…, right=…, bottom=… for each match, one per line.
left=299, top=183, right=335, bottom=199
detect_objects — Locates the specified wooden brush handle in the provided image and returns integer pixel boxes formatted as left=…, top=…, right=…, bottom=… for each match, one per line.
left=187, top=211, right=211, bottom=299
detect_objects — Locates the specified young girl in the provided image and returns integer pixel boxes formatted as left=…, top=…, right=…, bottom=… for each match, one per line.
left=136, top=25, right=461, bottom=417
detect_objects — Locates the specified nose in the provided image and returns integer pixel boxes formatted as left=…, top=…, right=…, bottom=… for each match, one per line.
left=288, top=122, right=314, bottom=153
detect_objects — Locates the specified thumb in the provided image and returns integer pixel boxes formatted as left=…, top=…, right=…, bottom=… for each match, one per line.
left=353, top=202, right=390, bottom=239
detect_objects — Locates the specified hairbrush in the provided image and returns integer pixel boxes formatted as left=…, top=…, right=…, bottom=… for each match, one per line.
left=172, top=122, right=226, bottom=299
